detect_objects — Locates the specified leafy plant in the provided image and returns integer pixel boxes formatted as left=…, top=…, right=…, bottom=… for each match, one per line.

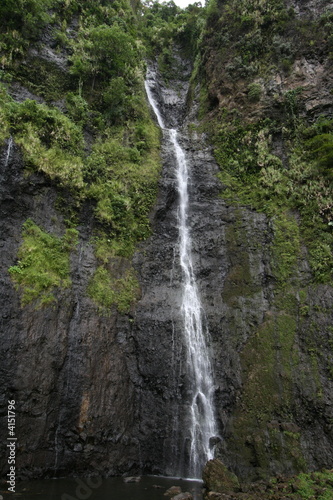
left=69, top=23, right=139, bottom=86
left=306, top=133, right=333, bottom=176
left=7, top=99, right=85, bottom=188
left=291, top=470, right=333, bottom=499
left=212, top=111, right=333, bottom=284
left=247, top=83, right=262, bottom=102
left=9, top=219, right=78, bottom=307
left=87, top=266, right=139, bottom=313
left=0, top=0, right=54, bottom=66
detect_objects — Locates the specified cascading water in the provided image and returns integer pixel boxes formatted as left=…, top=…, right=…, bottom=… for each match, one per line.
left=4, top=136, right=13, bottom=167
left=145, top=72, right=218, bottom=479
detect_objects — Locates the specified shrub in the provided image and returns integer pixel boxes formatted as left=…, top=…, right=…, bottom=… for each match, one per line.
left=8, top=219, right=78, bottom=307
left=306, top=133, right=333, bottom=176
left=87, top=266, right=139, bottom=313
left=247, top=83, right=262, bottom=102
left=3, top=98, right=85, bottom=188
left=65, top=92, right=89, bottom=123
left=69, top=23, right=139, bottom=83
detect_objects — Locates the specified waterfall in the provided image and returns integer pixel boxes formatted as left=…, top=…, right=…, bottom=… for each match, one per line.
left=4, top=136, right=13, bottom=167
left=145, top=71, right=218, bottom=479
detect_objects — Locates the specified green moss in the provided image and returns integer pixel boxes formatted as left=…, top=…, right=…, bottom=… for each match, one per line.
left=275, top=291, right=298, bottom=314
left=300, top=321, right=324, bottom=399
left=8, top=219, right=78, bottom=307
left=227, top=309, right=302, bottom=473
left=271, top=214, right=300, bottom=288
left=222, top=216, right=260, bottom=303
left=276, top=314, right=298, bottom=379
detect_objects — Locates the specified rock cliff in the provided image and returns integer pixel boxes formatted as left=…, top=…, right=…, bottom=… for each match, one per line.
left=0, top=0, right=333, bottom=484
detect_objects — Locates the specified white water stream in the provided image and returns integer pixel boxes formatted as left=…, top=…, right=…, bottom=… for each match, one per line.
left=145, top=75, right=218, bottom=478
left=5, top=136, right=13, bottom=167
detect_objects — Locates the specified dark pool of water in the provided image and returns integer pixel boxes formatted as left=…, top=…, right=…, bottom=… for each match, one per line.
left=4, top=475, right=203, bottom=500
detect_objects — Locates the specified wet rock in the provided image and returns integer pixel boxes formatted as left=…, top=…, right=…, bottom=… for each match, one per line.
left=172, top=493, right=193, bottom=500
left=1, top=6, right=333, bottom=484
left=207, top=494, right=232, bottom=500
left=203, top=460, right=240, bottom=494
left=280, top=422, right=301, bottom=433
left=164, top=486, right=182, bottom=496
left=123, top=476, right=141, bottom=483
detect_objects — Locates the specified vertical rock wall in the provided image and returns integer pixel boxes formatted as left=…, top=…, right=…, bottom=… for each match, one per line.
left=0, top=142, right=140, bottom=478
left=1, top=0, right=333, bottom=481
left=131, top=57, right=333, bottom=480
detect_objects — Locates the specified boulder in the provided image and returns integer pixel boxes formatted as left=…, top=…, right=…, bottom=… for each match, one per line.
left=172, top=493, right=193, bottom=500
left=203, top=459, right=240, bottom=495
left=164, top=486, right=182, bottom=496
left=123, top=476, right=141, bottom=483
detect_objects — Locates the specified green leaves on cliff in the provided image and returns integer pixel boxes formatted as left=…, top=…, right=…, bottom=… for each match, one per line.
left=305, top=121, right=333, bottom=178
left=140, top=1, right=205, bottom=78
left=0, top=0, right=53, bottom=66
left=9, top=219, right=78, bottom=307
left=87, top=266, right=140, bottom=313
left=212, top=114, right=333, bottom=284
left=69, top=24, right=139, bottom=82
left=0, top=76, right=160, bottom=253
left=201, top=0, right=333, bottom=285
left=84, top=119, right=160, bottom=255
left=204, top=0, right=332, bottom=84
left=0, top=93, right=85, bottom=188
left=292, top=470, right=333, bottom=500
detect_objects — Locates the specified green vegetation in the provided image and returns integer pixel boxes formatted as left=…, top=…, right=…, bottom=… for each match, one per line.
left=87, top=266, right=140, bottom=313
left=84, top=119, right=160, bottom=256
left=203, top=0, right=332, bottom=82
left=199, top=0, right=333, bottom=286
left=208, top=112, right=333, bottom=285
left=140, top=1, right=205, bottom=80
left=290, top=470, right=333, bottom=499
left=199, top=0, right=333, bottom=477
left=247, top=82, right=262, bottom=102
left=1, top=0, right=167, bottom=311
left=271, top=214, right=300, bottom=287
left=0, top=0, right=53, bottom=66
left=8, top=219, right=78, bottom=307
left=223, top=469, right=333, bottom=499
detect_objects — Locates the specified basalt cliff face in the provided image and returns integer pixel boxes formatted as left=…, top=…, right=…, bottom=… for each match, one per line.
left=200, top=0, right=333, bottom=481
left=1, top=0, right=333, bottom=484
left=0, top=142, right=139, bottom=477
left=135, top=61, right=333, bottom=481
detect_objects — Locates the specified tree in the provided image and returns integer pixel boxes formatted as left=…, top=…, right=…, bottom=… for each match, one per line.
left=69, top=23, right=138, bottom=85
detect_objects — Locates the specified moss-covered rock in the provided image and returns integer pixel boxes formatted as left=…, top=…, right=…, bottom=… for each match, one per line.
left=203, top=459, right=240, bottom=495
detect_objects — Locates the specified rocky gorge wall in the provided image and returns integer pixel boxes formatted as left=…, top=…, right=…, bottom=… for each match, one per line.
left=132, top=59, right=333, bottom=481
left=1, top=0, right=333, bottom=485
left=0, top=138, right=140, bottom=478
